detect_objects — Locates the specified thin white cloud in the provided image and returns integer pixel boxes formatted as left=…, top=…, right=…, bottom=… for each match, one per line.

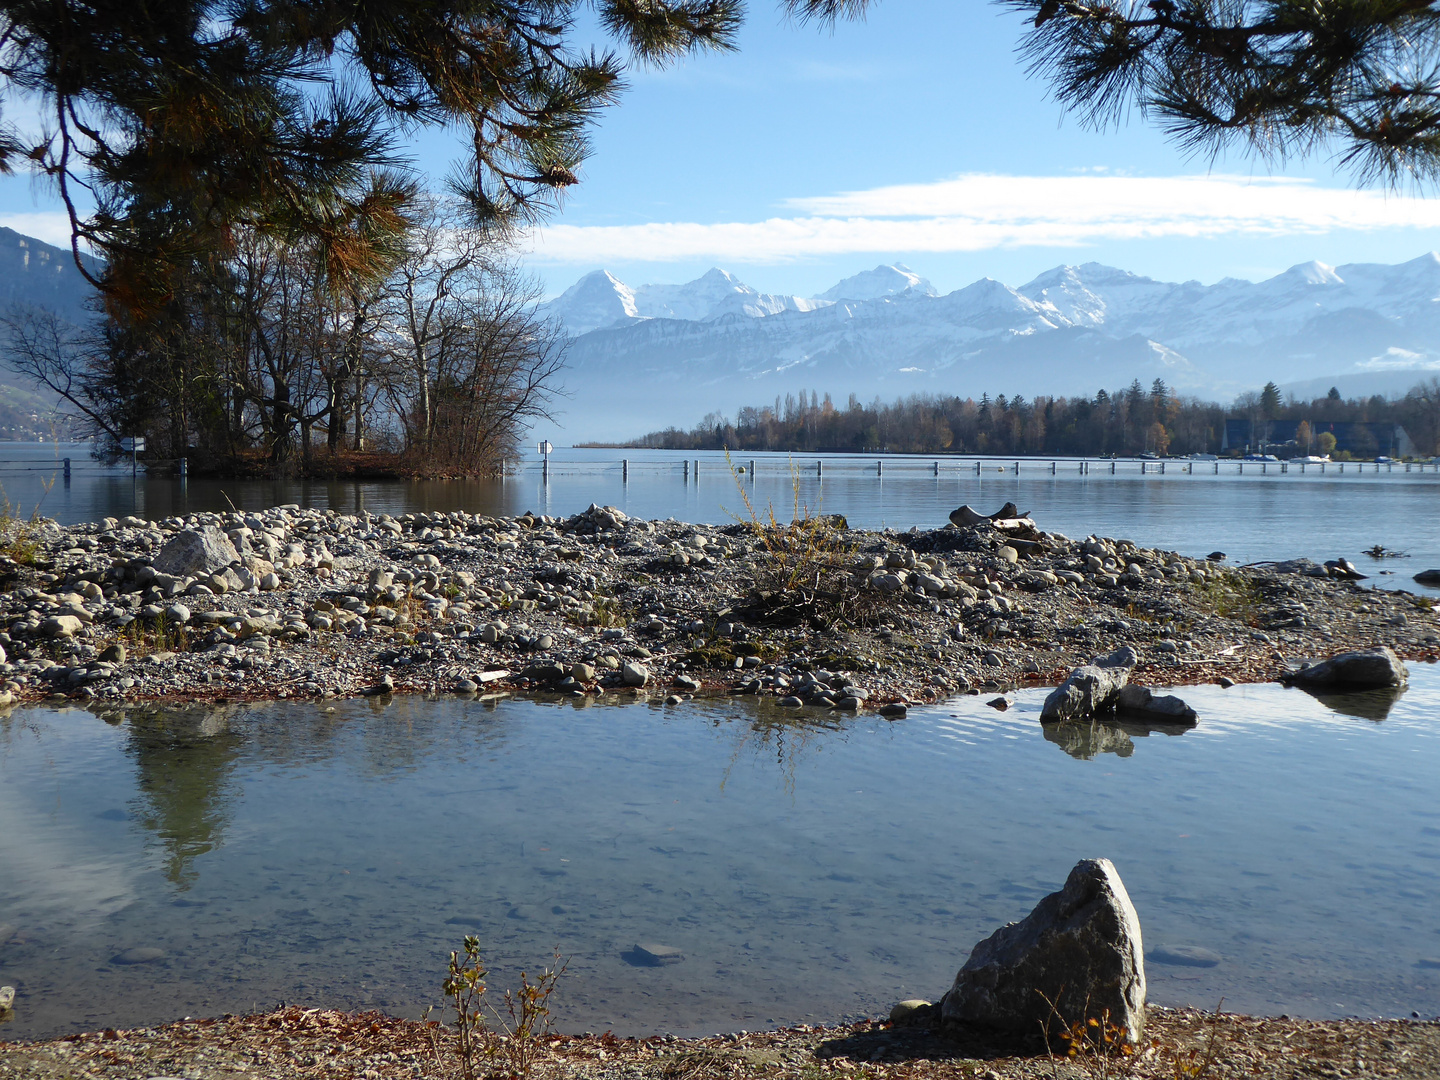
left=0, top=211, right=78, bottom=249
left=528, top=172, right=1440, bottom=264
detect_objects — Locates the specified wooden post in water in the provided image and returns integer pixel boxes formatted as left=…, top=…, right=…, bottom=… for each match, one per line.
left=1013, top=461, right=1019, bottom=474
left=975, top=460, right=981, bottom=475
left=817, top=460, right=823, bottom=477
left=749, top=460, right=755, bottom=479
left=933, top=460, right=939, bottom=477
left=622, top=459, right=628, bottom=482
left=877, top=460, right=883, bottom=476
left=1110, top=461, right=1116, bottom=474
left=683, top=459, right=689, bottom=481
left=1050, top=461, right=1056, bottom=474
left=63, top=457, right=71, bottom=482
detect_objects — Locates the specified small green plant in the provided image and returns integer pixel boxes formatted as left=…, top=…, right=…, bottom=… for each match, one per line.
left=0, top=480, right=52, bottom=567
left=1190, top=571, right=1261, bottom=624
left=567, top=589, right=629, bottom=628
left=119, top=611, right=190, bottom=656
left=437, top=936, right=567, bottom=1080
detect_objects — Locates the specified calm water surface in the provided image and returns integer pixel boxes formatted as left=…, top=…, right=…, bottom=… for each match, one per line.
left=2, top=444, right=1437, bottom=591
left=2, top=668, right=1438, bottom=1039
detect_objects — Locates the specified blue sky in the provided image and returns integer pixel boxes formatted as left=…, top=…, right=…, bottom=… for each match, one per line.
left=5, top=1, right=1440, bottom=298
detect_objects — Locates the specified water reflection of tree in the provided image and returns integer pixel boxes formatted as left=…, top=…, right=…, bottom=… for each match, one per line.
left=119, top=704, right=245, bottom=890
left=710, top=702, right=856, bottom=795
left=109, top=695, right=523, bottom=890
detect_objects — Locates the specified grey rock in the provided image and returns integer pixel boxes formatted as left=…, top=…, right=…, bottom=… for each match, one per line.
left=41, top=615, right=84, bottom=638
left=112, top=946, right=166, bottom=965
left=986, top=695, right=1013, bottom=711
left=777, top=696, right=804, bottom=707
left=1283, top=646, right=1408, bottom=690
left=98, top=642, right=127, bottom=663
left=153, top=527, right=240, bottom=578
left=454, top=679, right=479, bottom=693
left=1039, top=648, right=1137, bottom=722
left=941, top=858, right=1146, bottom=1043
left=165, top=603, right=192, bottom=626
left=0, top=986, right=12, bottom=1012
left=673, top=674, right=701, bottom=691
left=1414, top=569, right=1440, bottom=585
left=889, top=999, right=934, bottom=1025
left=879, top=703, right=907, bottom=719
left=571, top=663, right=597, bottom=682
left=1115, top=684, right=1198, bottom=725
left=621, top=661, right=650, bottom=687
left=521, top=662, right=567, bottom=683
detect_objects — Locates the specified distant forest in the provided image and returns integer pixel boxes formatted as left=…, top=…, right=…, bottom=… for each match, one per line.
left=627, top=378, right=1440, bottom=459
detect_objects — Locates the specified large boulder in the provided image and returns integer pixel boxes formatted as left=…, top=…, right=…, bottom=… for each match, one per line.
left=1039, top=648, right=1137, bottom=722
left=1282, top=647, right=1408, bottom=691
left=1115, top=684, right=1198, bottom=725
left=153, top=527, right=240, bottom=578
left=941, top=859, right=1146, bottom=1043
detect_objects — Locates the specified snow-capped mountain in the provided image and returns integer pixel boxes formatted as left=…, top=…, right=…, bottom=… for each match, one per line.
left=540, top=266, right=832, bottom=334
left=820, top=263, right=935, bottom=302
left=546, top=256, right=1440, bottom=442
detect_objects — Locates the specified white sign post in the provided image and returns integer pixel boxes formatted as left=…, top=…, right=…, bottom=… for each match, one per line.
left=120, top=436, right=146, bottom=477
left=538, top=439, right=553, bottom=480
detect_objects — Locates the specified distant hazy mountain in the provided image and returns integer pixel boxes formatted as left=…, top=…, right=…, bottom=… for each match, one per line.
left=543, top=256, right=1440, bottom=442
left=0, top=228, right=99, bottom=438
left=0, top=226, right=101, bottom=324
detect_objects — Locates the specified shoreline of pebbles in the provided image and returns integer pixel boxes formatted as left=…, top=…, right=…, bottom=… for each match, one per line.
left=0, top=502, right=1435, bottom=712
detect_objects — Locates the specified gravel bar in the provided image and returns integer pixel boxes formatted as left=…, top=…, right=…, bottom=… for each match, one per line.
left=0, top=502, right=1435, bottom=711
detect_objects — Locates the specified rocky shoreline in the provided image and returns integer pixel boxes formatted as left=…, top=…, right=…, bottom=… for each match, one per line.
left=4, top=1004, right=1440, bottom=1079
left=0, top=502, right=1435, bottom=711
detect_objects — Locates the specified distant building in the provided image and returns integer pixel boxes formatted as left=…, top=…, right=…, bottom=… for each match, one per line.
left=1222, top=418, right=1414, bottom=457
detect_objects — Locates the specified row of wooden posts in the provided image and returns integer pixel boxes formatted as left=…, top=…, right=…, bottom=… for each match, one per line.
left=526, top=457, right=1440, bottom=482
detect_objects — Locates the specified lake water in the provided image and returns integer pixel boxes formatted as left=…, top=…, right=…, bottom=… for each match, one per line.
left=3, top=668, right=1439, bottom=1040
left=3, top=444, right=1437, bottom=592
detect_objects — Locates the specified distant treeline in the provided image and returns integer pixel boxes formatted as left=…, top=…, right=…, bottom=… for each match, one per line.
left=629, top=378, right=1440, bottom=459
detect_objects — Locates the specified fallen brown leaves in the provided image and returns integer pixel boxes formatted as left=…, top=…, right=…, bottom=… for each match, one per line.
left=3, top=1006, right=1439, bottom=1080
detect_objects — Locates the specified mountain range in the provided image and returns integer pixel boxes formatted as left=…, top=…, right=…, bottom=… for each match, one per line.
left=541, top=256, right=1440, bottom=442
left=3, top=223, right=1438, bottom=445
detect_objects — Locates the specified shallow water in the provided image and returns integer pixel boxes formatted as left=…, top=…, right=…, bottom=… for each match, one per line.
left=5, top=444, right=1438, bottom=592
left=2, top=667, right=1438, bottom=1040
